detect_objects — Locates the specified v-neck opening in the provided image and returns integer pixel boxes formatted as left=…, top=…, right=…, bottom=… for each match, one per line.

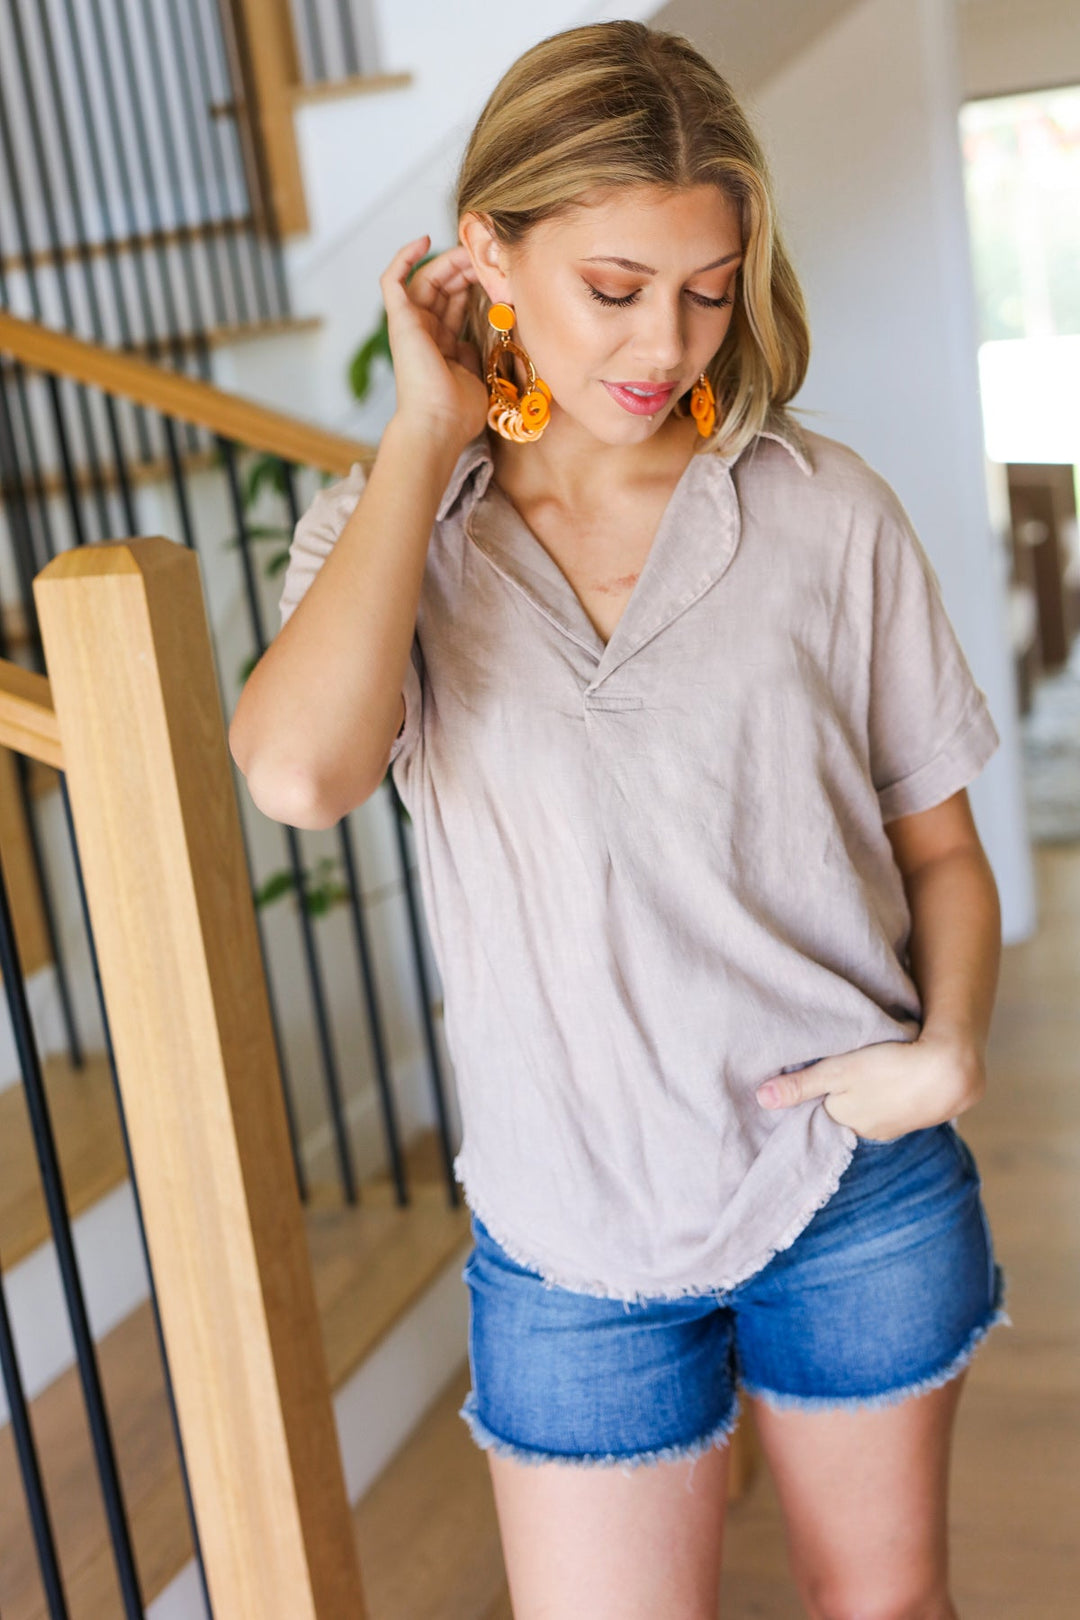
left=464, top=443, right=742, bottom=689
left=487, top=446, right=705, bottom=644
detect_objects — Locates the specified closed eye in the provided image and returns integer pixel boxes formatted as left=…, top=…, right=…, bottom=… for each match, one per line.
left=585, top=283, right=732, bottom=311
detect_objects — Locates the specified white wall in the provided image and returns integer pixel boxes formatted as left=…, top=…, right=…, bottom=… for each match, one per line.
left=742, top=0, right=1034, bottom=940
left=957, top=0, right=1080, bottom=100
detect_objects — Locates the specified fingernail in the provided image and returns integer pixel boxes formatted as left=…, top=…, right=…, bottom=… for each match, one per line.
left=757, top=1083, right=780, bottom=1107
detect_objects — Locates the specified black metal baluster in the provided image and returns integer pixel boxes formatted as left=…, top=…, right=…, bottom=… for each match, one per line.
left=0, top=66, right=90, bottom=550
left=0, top=369, right=50, bottom=648
left=280, top=465, right=408, bottom=1204
left=57, top=0, right=177, bottom=466
left=0, top=354, right=85, bottom=1076
left=0, top=223, right=62, bottom=571
left=219, top=437, right=358, bottom=1202
left=336, top=818, right=409, bottom=1204
left=299, top=0, right=328, bottom=83
left=113, top=0, right=211, bottom=455
left=158, top=0, right=231, bottom=330
left=386, top=775, right=460, bottom=1205
left=5, top=0, right=116, bottom=538
left=0, top=358, right=57, bottom=578
left=0, top=1265, right=71, bottom=1619
left=184, top=0, right=265, bottom=325
left=335, top=0, right=362, bottom=77
left=57, top=774, right=216, bottom=1620
left=202, top=0, right=288, bottom=320
left=0, top=832, right=143, bottom=1617
left=158, top=417, right=309, bottom=1202
left=26, top=0, right=138, bottom=536
left=81, top=0, right=195, bottom=457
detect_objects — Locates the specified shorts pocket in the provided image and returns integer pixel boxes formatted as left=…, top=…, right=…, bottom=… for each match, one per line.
left=945, top=1123, right=982, bottom=1183
left=851, top=1124, right=939, bottom=1152
left=852, top=1130, right=907, bottom=1150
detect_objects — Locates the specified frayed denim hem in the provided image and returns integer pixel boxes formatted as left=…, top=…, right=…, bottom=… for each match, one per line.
left=740, top=1262, right=1012, bottom=1414
left=457, top=1387, right=742, bottom=1474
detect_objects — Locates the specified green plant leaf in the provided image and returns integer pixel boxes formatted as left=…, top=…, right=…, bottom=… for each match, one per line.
left=222, top=524, right=293, bottom=550
left=254, top=868, right=298, bottom=907
left=347, top=251, right=441, bottom=401
left=304, top=881, right=353, bottom=917
left=348, top=318, right=392, bottom=401
left=243, top=453, right=289, bottom=507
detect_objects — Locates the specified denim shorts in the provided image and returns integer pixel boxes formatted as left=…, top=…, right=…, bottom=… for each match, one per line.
left=458, top=1122, right=1010, bottom=1470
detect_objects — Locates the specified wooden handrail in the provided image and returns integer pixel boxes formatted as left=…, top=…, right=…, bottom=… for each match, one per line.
left=0, top=309, right=376, bottom=478
left=0, top=659, right=61, bottom=770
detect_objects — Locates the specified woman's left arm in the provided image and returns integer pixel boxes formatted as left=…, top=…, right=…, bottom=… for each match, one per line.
left=755, top=787, right=1002, bottom=1138
left=887, top=786, right=1002, bottom=1109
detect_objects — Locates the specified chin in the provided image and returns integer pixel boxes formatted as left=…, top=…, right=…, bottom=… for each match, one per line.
left=575, top=405, right=675, bottom=445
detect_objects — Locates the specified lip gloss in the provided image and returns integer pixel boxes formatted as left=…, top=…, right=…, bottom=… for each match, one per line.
left=602, top=380, right=677, bottom=416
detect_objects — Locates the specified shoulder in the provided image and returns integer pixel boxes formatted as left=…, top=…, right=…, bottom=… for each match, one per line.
left=739, top=417, right=917, bottom=555
left=804, top=428, right=908, bottom=525
left=290, top=460, right=370, bottom=556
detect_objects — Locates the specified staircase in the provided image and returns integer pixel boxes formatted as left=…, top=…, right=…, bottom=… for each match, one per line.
left=0, top=1071, right=471, bottom=1618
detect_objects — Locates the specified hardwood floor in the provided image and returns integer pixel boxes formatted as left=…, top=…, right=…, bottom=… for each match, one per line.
left=353, top=841, right=1080, bottom=1618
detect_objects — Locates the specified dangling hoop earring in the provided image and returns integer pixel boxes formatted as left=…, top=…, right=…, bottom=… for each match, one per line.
left=486, top=303, right=551, bottom=443
left=690, top=372, right=716, bottom=438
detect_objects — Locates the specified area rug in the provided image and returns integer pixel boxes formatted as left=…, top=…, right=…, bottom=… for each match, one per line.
left=1021, top=637, right=1080, bottom=843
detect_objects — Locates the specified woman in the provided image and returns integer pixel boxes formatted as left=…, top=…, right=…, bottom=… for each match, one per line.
left=230, top=21, right=1009, bottom=1619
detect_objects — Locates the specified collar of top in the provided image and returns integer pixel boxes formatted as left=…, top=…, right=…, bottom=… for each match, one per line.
left=435, top=406, right=814, bottom=524
left=442, top=407, right=814, bottom=691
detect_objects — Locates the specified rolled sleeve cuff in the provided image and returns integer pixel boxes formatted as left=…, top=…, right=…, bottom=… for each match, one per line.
left=877, top=695, right=1001, bottom=823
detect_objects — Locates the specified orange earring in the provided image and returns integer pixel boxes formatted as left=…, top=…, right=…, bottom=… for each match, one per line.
left=486, top=303, right=551, bottom=442
left=690, top=372, right=716, bottom=438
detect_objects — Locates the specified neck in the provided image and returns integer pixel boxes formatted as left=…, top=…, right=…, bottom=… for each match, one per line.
left=490, top=406, right=701, bottom=510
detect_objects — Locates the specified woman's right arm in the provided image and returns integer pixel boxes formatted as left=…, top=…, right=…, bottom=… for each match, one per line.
left=228, top=235, right=487, bottom=828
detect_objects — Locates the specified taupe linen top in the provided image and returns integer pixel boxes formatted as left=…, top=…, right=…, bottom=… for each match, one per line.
left=278, top=411, right=1000, bottom=1302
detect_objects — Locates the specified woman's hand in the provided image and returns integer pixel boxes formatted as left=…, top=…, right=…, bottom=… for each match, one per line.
left=754, top=1034, right=985, bottom=1141
left=379, top=235, right=489, bottom=448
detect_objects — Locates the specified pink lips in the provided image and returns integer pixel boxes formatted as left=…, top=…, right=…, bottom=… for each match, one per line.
left=602, top=380, right=678, bottom=416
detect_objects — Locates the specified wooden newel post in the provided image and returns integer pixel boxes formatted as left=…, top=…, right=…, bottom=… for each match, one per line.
left=34, top=538, right=366, bottom=1619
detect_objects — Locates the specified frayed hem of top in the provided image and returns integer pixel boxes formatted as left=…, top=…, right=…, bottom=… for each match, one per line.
left=457, top=1387, right=742, bottom=1472
left=739, top=1263, right=1013, bottom=1414
left=455, top=1136, right=857, bottom=1305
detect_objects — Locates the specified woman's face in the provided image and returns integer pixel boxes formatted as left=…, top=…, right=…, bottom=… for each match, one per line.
left=462, top=184, right=744, bottom=447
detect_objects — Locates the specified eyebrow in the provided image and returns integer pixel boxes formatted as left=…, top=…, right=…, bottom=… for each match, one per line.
left=581, top=252, right=743, bottom=274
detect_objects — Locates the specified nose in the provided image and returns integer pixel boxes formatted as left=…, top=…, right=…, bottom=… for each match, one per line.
left=631, top=294, right=685, bottom=374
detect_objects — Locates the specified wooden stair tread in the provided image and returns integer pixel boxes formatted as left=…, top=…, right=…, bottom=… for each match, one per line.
left=0, top=1051, right=128, bottom=1271
left=1, top=447, right=221, bottom=504
left=291, top=70, right=413, bottom=108
left=0, top=1129, right=469, bottom=1619
left=351, top=1362, right=511, bottom=1620
left=0, top=217, right=259, bottom=280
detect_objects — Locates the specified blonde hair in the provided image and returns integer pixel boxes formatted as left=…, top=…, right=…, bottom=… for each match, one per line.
left=455, top=20, right=811, bottom=460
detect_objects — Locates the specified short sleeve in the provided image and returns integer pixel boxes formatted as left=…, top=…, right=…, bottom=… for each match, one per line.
left=278, top=461, right=423, bottom=768
left=867, top=496, right=1000, bottom=823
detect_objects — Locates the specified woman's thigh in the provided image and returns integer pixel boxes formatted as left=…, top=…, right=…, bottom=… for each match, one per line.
left=731, top=1122, right=1008, bottom=1616
left=748, top=1374, right=964, bottom=1618
left=487, top=1444, right=730, bottom=1620
left=458, top=1213, right=741, bottom=1619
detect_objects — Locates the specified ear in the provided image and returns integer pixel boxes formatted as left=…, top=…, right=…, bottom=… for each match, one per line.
left=458, top=211, right=513, bottom=306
